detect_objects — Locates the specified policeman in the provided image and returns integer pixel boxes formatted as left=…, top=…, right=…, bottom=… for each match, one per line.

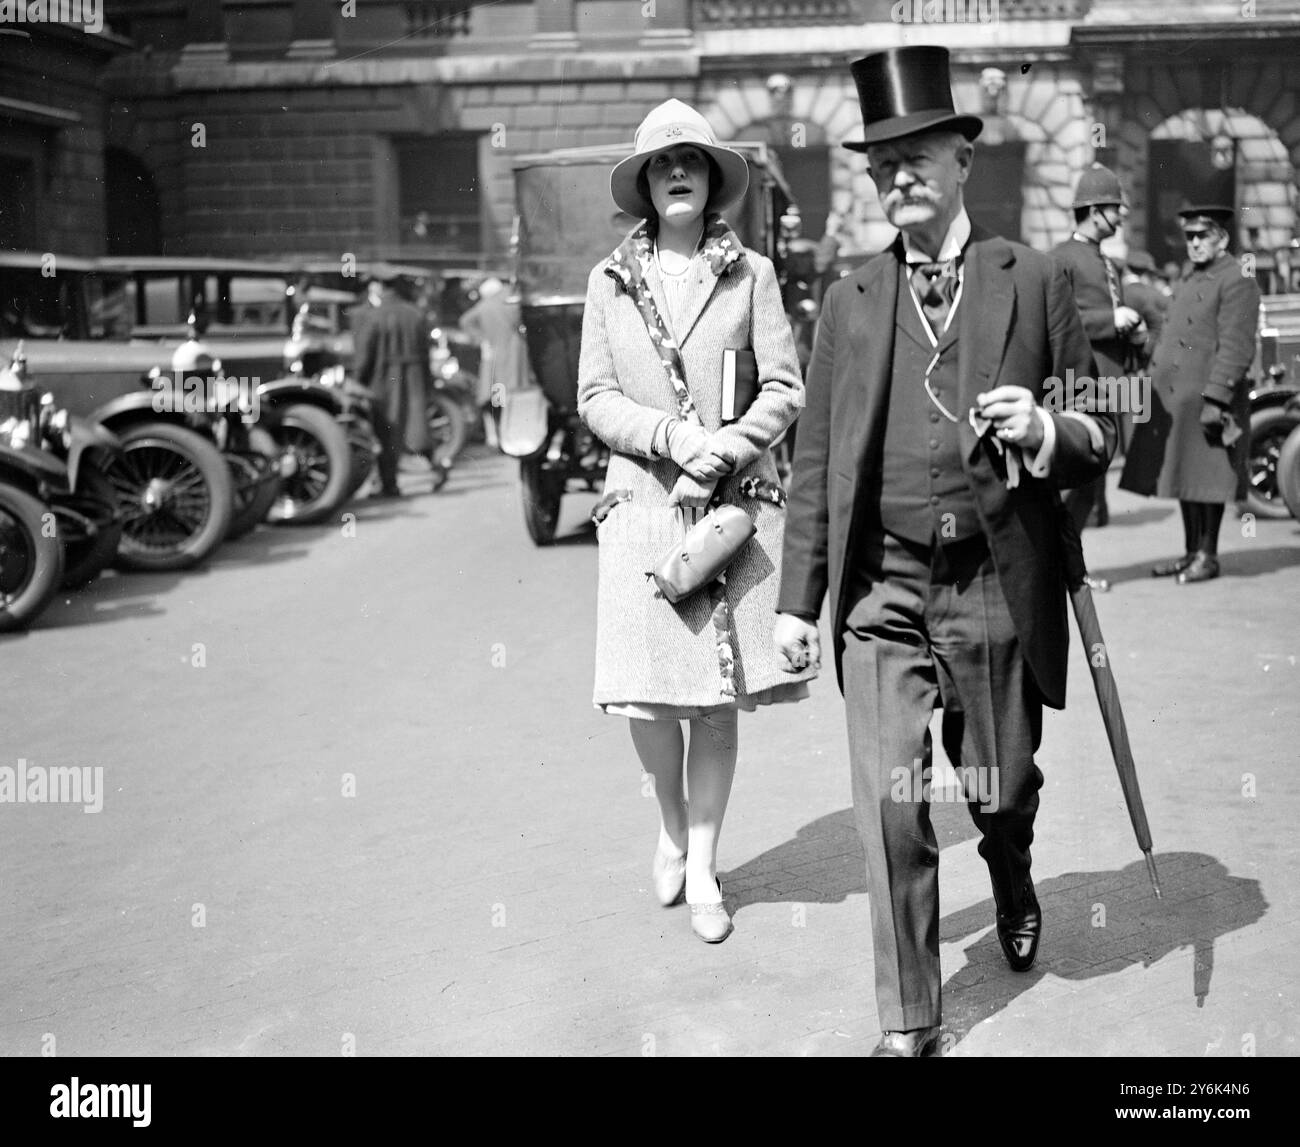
left=1050, top=163, right=1144, bottom=583
left=1120, top=203, right=1261, bottom=583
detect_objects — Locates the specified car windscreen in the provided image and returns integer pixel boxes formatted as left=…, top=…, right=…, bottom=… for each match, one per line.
left=86, top=270, right=296, bottom=336
left=514, top=158, right=767, bottom=302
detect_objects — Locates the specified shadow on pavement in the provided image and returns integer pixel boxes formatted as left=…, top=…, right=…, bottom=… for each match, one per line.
left=939, top=852, right=1266, bottom=1047
left=724, top=811, right=1265, bottom=1047
left=1097, top=505, right=1175, bottom=528
left=35, top=566, right=193, bottom=629
left=25, top=483, right=457, bottom=631
left=723, top=801, right=978, bottom=909
left=1095, top=544, right=1300, bottom=586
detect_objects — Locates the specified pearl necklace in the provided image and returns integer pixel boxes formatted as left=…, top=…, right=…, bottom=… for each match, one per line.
left=654, top=229, right=704, bottom=277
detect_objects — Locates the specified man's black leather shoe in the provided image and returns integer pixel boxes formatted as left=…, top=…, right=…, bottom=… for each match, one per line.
left=1151, top=553, right=1195, bottom=577
left=870, top=1025, right=942, bottom=1057
left=996, top=880, right=1041, bottom=973
left=1176, top=552, right=1220, bottom=584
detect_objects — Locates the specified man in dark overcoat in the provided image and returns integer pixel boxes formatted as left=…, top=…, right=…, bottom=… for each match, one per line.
left=1120, top=203, right=1261, bottom=582
left=774, top=46, right=1118, bottom=1057
left=1121, top=249, right=1169, bottom=355
left=1049, top=164, right=1146, bottom=556
left=353, top=276, right=441, bottom=497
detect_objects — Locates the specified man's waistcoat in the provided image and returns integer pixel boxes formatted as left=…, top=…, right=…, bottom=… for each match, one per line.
left=876, top=260, right=980, bottom=545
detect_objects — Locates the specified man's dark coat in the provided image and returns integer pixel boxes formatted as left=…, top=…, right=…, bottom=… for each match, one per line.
left=777, top=225, right=1118, bottom=710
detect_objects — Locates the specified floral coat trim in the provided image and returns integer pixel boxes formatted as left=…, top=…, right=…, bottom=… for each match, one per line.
left=599, top=215, right=777, bottom=700
left=602, top=212, right=745, bottom=425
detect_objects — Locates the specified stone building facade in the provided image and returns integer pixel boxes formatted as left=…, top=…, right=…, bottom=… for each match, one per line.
left=0, top=22, right=124, bottom=255
left=4, top=0, right=1299, bottom=281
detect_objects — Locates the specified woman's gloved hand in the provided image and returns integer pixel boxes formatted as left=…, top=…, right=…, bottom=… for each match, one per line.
left=667, top=472, right=718, bottom=510
left=666, top=420, right=736, bottom=481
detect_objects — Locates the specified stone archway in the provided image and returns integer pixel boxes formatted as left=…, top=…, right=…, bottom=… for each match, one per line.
left=1147, top=107, right=1295, bottom=269
left=699, top=73, right=883, bottom=255
left=1117, top=59, right=1300, bottom=261
left=954, top=62, right=1093, bottom=251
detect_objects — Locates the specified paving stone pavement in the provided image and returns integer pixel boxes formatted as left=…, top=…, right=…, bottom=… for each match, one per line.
left=0, top=452, right=1296, bottom=1057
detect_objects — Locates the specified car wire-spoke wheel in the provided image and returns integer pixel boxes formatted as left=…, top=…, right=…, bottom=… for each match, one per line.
left=265, top=404, right=351, bottom=526
left=107, top=424, right=233, bottom=572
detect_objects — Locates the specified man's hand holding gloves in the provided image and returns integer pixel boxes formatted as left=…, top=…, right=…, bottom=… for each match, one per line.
left=1199, top=395, right=1242, bottom=447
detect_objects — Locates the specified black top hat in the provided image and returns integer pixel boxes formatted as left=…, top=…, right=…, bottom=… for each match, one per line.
left=844, top=46, right=983, bottom=152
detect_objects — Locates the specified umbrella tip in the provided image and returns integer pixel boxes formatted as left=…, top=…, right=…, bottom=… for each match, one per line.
left=1145, top=850, right=1162, bottom=899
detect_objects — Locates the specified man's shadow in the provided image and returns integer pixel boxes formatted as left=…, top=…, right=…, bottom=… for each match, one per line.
left=724, top=806, right=1265, bottom=1045
left=937, top=851, right=1265, bottom=1044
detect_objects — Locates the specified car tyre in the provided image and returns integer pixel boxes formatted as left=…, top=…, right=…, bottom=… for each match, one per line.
left=1243, top=405, right=1300, bottom=520
left=265, top=404, right=352, bottom=525
left=109, top=423, right=234, bottom=572
left=0, top=483, right=66, bottom=631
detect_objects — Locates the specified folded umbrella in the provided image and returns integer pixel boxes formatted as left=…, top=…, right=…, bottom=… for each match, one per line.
left=1057, top=502, right=1163, bottom=898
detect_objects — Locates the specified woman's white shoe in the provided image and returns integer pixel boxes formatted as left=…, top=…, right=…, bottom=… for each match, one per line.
left=651, top=848, right=687, bottom=907
left=688, top=881, right=732, bottom=942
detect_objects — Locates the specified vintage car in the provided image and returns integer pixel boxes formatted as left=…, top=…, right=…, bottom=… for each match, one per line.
left=503, top=140, right=802, bottom=545
left=89, top=256, right=385, bottom=525
left=0, top=252, right=237, bottom=569
left=1245, top=292, right=1300, bottom=518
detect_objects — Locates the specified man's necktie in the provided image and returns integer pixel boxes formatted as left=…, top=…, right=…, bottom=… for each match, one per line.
left=911, top=259, right=959, bottom=332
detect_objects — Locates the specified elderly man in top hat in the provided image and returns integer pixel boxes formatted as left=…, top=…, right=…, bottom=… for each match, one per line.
left=1049, top=163, right=1147, bottom=559
left=775, top=45, right=1118, bottom=1056
left=1120, top=202, right=1260, bottom=582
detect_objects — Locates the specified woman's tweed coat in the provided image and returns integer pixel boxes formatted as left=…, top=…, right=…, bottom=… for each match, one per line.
left=577, top=233, right=817, bottom=708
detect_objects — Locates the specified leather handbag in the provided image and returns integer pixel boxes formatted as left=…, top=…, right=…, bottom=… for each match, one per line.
left=651, top=503, right=756, bottom=604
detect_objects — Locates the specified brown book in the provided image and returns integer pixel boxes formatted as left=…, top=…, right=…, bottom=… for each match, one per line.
left=721, top=348, right=758, bottom=422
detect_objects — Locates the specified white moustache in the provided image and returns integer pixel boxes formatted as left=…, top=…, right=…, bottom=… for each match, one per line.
left=886, top=193, right=938, bottom=210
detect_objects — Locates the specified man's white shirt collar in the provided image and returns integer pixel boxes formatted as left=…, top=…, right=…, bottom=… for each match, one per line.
left=902, top=208, right=971, bottom=265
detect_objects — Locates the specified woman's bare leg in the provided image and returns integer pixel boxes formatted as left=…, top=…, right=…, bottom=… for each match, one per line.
left=685, top=708, right=739, bottom=904
left=629, top=718, right=689, bottom=856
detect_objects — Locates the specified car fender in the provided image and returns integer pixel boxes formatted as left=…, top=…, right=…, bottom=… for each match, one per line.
left=0, top=442, right=69, bottom=491
left=1249, top=384, right=1300, bottom=411
left=65, top=416, right=122, bottom=491
left=90, top=391, right=189, bottom=429
left=257, top=376, right=344, bottom=416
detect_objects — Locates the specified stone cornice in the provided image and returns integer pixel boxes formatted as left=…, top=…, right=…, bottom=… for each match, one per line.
left=695, top=19, right=1078, bottom=58
left=170, top=49, right=699, bottom=90
left=1072, top=18, right=1300, bottom=49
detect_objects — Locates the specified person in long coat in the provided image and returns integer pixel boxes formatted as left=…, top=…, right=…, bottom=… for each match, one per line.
left=353, top=277, right=439, bottom=496
left=459, top=276, right=527, bottom=443
left=775, top=46, right=1118, bottom=1056
left=577, top=99, right=815, bottom=944
left=1120, top=203, right=1261, bottom=583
